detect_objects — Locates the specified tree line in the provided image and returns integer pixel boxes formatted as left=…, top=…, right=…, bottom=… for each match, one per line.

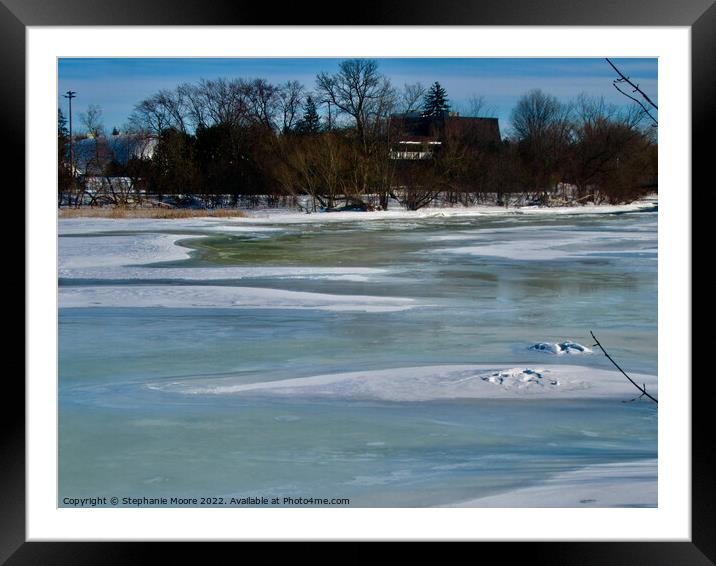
left=58, top=59, right=657, bottom=210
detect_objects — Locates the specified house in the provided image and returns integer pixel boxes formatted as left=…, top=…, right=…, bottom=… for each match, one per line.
left=71, top=132, right=157, bottom=176
left=389, top=111, right=501, bottom=160
left=65, top=132, right=158, bottom=205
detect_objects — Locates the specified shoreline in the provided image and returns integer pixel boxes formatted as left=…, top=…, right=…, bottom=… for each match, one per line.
left=57, top=197, right=657, bottom=222
left=58, top=207, right=248, bottom=219
left=444, top=459, right=657, bottom=508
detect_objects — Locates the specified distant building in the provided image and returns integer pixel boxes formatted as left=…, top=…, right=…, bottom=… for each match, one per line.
left=389, top=111, right=501, bottom=160
left=62, top=133, right=158, bottom=205
left=71, top=132, right=157, bottom=176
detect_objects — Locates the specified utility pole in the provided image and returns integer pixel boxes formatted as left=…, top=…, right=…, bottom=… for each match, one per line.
left=63, top=90, right=77, bottom=175
left=322, top=99, right=332, bottom=130
left=63, top=90, right=77, bottom=206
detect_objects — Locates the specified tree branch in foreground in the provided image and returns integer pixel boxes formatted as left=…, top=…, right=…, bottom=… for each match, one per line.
left=605, top=58, right=658, bottom=127
left=590, top=330, right=658, bottom=404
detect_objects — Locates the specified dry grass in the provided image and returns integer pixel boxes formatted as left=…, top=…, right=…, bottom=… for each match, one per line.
left=58, top=207, right=248, bottom=219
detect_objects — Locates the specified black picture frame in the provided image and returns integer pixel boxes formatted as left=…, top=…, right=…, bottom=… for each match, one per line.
left=9, top=0, right=708, bottom=561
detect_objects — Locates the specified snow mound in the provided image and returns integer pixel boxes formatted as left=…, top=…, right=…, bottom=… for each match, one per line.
left=529, top=341, right=592, bottom=355
left=480, top=368, right=560, bottom=388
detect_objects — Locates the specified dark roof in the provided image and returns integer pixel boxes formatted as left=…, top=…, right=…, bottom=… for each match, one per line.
left=391, top=114, right=501, bottom=145
left=444, top=117, right=501, bottom=144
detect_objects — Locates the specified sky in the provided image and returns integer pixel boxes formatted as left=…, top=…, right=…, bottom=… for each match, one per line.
left=58, top=58, right=657, bottom=136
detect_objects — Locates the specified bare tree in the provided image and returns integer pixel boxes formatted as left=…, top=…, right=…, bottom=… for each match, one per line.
left=245, top=78, right=280, bottom=128
left=465, top=94, right=496, bottom=117
left=277, top=80, right=305, bottom=133
left=192, top=78, right=249, bottom=128
left=316, top=59, right=395, bottom=148
left=154, top=89, right=189, bottom=134
left=567, top=93, right=654, bottom=203
left=178, top=82, right=210, bottom=130
left=79, top=104, right=109, bottom=179
left=391, top=160, right=442, bottom=211
left=315, top=59, right=396, bottom=200
left=80, top=104, right=105, bottom=138
left=397, top=82, right=426, bottom=115
left=511, top=89, right=573, bottom=201
left=129, top=94, right=178, bottom=136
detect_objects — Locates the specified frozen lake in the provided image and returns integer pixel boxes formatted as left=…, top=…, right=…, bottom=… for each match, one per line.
left=58, top=204, right=658, bottom=507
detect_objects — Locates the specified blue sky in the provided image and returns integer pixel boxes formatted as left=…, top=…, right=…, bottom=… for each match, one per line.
left=58, top=58, right=657, bottom=136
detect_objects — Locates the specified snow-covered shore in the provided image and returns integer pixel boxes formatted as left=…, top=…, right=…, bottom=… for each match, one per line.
left=147, top=364, right=657, bottom=401
left=245, top=200, right=657, bottom=224
left=58, top=198, right=657, bottom=233
left=446, top=459, right=657, bottom=507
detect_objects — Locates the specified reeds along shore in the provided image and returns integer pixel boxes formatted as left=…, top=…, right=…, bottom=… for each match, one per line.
left=58, top=207, right=248, bottom=219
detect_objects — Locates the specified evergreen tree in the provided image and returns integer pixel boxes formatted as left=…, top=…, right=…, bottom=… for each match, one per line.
left=296, top=96, right=321, bottom=134
left=422, top=82, right=450, bottom=117
left=58, top=108, right=70, bottom=165
left=58, top=108, right=72, bottom=204
left=58, top=108, right=69, bottom=139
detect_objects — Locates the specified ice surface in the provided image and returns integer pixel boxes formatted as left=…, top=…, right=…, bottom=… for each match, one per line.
left=59, top=285, right=418, bottom=313
left=147, top=364, right=656, bottom=401
left=58, top=217, right=281, bottom=235
left=59, top=232, right=390, bottom=282
left=59, top=233, right=197, bottom=269
left=447, top=459, right=657, bottom=507
left=431, top=229, right=656, bottom=261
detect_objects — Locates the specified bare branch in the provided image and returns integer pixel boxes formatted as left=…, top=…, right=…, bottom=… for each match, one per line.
left=606, top=58, right=658, bottom=126
left=590, top=331, right=657, bottom=404
left=612, top=83, right=658, bottom=127
left=398, top=82, right=426, bottom=115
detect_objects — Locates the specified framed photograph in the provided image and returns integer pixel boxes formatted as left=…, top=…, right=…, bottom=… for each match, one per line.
left=12, top=0, right=708, bottom=560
